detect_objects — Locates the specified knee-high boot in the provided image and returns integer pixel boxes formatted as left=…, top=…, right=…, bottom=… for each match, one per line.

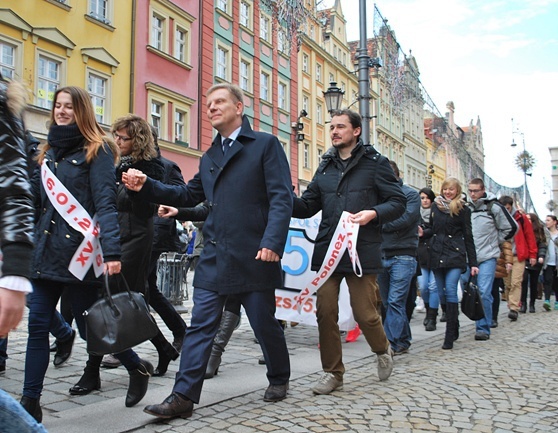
left=204, top=311, right=240, bottom=379
left=70, top=354, right=102, bottom=395
left=442, top=303, right=459, bottom=350
left=151, top=330, right=179, bottom=377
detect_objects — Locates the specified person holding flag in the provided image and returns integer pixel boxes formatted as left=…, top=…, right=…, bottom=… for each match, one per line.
left=292, top=109, right=405, bottom=395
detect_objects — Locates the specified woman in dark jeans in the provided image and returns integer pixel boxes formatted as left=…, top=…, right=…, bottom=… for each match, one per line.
left=520, top=213, right=546, bottom=313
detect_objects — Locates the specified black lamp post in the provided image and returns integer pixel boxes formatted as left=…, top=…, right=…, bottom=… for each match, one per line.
left=511, top=118, right=529, bottom=209
left=323, top=81, right=344, bottom=115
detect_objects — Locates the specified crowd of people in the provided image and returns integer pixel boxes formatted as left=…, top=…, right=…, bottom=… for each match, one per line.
left=0, top=75, right=557, bottom=431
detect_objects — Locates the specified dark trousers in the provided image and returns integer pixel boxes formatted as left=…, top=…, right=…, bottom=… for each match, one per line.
left=521, top=268, right=541, bottom=306
left=173, top=287, right=290, bottom=403
left=147, top=250, right=187, bottom=338
left=543, top=265, right=558, bottom=300
left=23, top=279, right=139, bottom=399
left=492, top=278, right=503, bottom=320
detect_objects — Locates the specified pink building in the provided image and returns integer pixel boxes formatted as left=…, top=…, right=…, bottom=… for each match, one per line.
left=133, top=0, right=201, bottom=177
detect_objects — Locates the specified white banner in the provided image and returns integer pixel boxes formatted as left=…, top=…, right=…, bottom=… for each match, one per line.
left=41, top=163, right=104, bottom=280
left=278, top=212, right=357, bottom=331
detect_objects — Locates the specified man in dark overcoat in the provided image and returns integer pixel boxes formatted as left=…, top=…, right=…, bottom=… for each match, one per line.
left=122, top=83, right=292, bottom=419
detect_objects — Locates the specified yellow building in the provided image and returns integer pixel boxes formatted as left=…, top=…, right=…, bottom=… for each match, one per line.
left=297, top=0, right=359, bottom=190
left=1, top=1, right=133, bottom=139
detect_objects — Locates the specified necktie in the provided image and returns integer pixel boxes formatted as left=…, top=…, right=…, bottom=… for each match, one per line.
left=222, top=138, right=233, bottom=155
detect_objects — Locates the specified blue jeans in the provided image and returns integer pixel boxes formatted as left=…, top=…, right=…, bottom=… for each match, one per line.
left=0, top=390, right=47, bottom=433
left=475, top=259, right=496, bottom=335
left=378, top=256, right=416, bottom=352
left=433, top=268, right=463, bottom=304
left=24, top=279, right=140, bottom=399
left=417, top=268, right=439, bottom=308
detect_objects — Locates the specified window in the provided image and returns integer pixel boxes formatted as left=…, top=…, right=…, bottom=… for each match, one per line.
left=151, top=101, right=163, bottom=137
left=174, top=27, right=187, bottom=62
left=87, top=72, right=107, bottom=124
left=278, top=82, right=287, bottom=110
left=316, top=64, right=322, bottom=82
left=216, top=0, right=228, bottom=13
left=216, top=46, right=228, bottom=80
left=317, top=148, right=323, bottom=162
left=37, top=55, right=60, bottom=109
left=316, top=103, right=323, bottom=124
left=329, top=73, right=334, bottom=84
left=89, top=0, right=109, bottom=24
left=0, top=41, right=15, bottom=79
left=302, top=95, right=309, bottom=113
left=240, top=59, right=251, bottom=92
left=240, top=1, right=251, bottom=28
left=304, top=144, right=309, bottom=168
left=175, top=109, right=186, bottom=142
left=152, top=13, right=165, bottom=51
left=277, top=31, right=286, bottom=53
left=302, top=54, right=309, bottom=73
left=260, top=71, right=270, bottom=102
left=260, top=14, right=270, bottom=42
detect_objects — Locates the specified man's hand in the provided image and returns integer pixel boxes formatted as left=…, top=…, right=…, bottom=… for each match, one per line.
left=256, top=248, right=280, bottom=262
left=505, top=263, right=513, bottom=272
left=0, top=288, right=26, bottom=337
left=122, top=169, right=147, bottom=191
left=348, top=210, right=377, bottom=226
left=470, top=266, right=479, bottom=276
left=158, top=205, right=178, bottom=218
left=529, top=258, right=537, bottom=267
left=104, top=261, right=121, bottom=275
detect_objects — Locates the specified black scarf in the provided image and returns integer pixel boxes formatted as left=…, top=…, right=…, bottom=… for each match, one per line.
left=48, top=123, right=86, bottom=160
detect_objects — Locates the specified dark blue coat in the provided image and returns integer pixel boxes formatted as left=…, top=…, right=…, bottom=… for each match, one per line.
left=293, top=142, right=406, bottom=274
left=31, top=144, right=121, bottom=285
left=136, top=116, right=293, bottom=294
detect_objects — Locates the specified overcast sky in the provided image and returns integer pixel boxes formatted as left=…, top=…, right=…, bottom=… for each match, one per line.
left=327, top=0, right=558, bottom=215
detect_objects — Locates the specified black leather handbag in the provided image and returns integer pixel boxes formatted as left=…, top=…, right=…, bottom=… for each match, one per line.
left=461, top=276, right=485, bottom=321
left=84, top=273, right=159, bottom=355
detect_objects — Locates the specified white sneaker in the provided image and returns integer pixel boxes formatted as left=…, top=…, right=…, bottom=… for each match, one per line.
left=415, top=296, right=425, bottom=312
left=312, top=372, right=343, bottom=395
left=377, top=348, right=394, bottom=381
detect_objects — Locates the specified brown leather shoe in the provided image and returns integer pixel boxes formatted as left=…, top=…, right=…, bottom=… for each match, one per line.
left=144, top=393, right=193, bottom=419
left=263, top=382, right=289, bottom=402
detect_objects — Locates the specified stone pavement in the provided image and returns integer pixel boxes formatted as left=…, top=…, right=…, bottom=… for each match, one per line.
left=1, top=281, right=557, bottom=432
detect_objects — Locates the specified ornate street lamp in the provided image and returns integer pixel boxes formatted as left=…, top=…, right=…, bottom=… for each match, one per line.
left=511, top=118, right=535, bottom=210
left=323, top=82, right=344, bottom=115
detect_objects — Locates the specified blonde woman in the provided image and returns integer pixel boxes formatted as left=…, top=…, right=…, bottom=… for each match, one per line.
left=428, top=178, right=478, bottom=349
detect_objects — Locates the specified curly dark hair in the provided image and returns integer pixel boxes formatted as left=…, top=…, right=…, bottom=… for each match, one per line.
left=111, top=114, right=157, bottom=162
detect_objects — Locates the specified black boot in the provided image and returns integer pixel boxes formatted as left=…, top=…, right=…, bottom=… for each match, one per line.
left=204, top=311, right=240, bottom=379
left=425, top=308, right=437, bottom=331
left=70, top=355, right=102, bottom=395
left=442, top=303, right=458, bottom=350
left=422, top=302, right=430, bottom=326
left=151, top=331, right=179, bottom=377
left=440, top=303, right=447, bottom=322
left=20, top=396, right=42, bottom=423
left=125, top=359, right=153, bottom=407
left=53, top=329, right=76, bottom=367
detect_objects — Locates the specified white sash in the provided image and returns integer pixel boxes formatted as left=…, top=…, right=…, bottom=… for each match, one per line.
left=295, top=211, right=362, bottom=313
left=41, top=163, right=104, bottom=280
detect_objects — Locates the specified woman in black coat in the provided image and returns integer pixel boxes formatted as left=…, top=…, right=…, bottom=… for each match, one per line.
left=428, top=178, right=478, bottom=350
left=112, top=115, right=177, bottom=376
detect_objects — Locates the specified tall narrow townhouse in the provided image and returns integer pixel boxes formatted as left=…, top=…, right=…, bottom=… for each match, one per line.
left=297, top=0, right=359, bottom=191
left=1, top=1, right=133, bottom=139
left=133, top=0, right=200, bottom=176
left=198, top=0, right=299, bottom=189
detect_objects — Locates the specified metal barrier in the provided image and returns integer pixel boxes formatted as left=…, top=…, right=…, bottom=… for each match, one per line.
left=156, top=252, right=190, bottom=305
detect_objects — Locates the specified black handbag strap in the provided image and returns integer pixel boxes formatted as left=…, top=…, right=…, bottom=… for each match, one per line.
left=103, top=273, right=135, bottom=311
left=467, top=274, right=478, bottom=286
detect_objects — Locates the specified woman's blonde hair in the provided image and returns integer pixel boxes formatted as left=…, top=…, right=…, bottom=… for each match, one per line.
left=111, top=114, right=157, bottom=162
left=38, top=86, right=119, bottom=165
left=440, top=177, right=464, bottom=216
